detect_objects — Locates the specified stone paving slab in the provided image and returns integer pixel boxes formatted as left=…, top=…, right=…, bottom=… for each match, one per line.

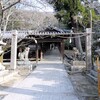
left=0, top=49, right=79, bottom=100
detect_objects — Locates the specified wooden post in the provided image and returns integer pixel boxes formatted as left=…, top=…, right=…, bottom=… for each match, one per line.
left=97, top=56, right=100, bottom=98
left=61, top=40, right=64, bottom=63
left=50, top=44, right=52, bottom=50
left=40, top=44, right=43, bottom=60
left=86, top=28, right=92, bottom=71
left=10, top=30, right=18, bottom=70
left=36, top=43, right=38, bottom=64
left=40, top=50, right=43, bottom=61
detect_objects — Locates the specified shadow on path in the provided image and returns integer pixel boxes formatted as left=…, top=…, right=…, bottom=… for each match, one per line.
left=1, top=49, right=79, bottom=100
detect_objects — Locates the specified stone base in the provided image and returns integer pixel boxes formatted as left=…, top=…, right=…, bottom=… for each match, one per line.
left=71, top=65, right=86, bottom=71
left=17, top=60, right=36, bottom=71
left=71, top=61, right=86, bottom=71
left=72, top=61, right=86, bottom=66
left=0, top=63, right=5, bottom=71
left=0, top=70, right=18, bottom=83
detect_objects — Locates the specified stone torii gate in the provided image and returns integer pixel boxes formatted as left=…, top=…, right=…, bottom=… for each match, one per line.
left=5, top=30, right=92, bottom=70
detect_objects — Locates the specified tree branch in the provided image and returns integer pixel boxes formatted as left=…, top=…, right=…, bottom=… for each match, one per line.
left=3, top=0, right=21, bottom=12
left=20, top=1, right=46, bottom=12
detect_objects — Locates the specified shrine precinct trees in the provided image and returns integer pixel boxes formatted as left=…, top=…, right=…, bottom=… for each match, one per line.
left=0, top=0, right=21, bottom=33
left=49, top=0, right=98, bottom=30
left=49, top=0, right=84, bottom=53
left=49, top=0, right=98, bottom=53
left=49, top=0, right=83, bottom=30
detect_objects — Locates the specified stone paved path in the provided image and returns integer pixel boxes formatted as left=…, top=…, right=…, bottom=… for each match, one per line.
left=0, top=49, right=79, bottom=100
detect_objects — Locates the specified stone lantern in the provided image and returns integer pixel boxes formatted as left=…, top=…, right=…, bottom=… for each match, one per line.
left=0, top=29, right=6, bottom=70
left=0, top=40, right=6, bottom=70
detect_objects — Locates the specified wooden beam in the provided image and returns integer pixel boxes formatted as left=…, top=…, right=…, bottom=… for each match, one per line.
left=40, top=50, right=43, bottom=61
left=40, top=44, right=43, bottom=61
left=38, top=39, right=62, bottom=43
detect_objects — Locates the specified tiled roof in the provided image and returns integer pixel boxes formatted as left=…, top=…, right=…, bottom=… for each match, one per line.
left=3, top=31, right=85, bottom=39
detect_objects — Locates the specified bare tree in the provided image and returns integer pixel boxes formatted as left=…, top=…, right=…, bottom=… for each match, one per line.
left=0, top=0, right=21, bottom=32
left=8, top=10, right=58, bottom=30
left=6, top=0, right=57, bottom=30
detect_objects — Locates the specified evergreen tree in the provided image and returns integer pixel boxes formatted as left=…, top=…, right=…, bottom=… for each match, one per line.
left=49, top=0, right=99, bottom=53
left=50, top=0, right=99, bottom=31
left=51, top=0, right=83, bottom=30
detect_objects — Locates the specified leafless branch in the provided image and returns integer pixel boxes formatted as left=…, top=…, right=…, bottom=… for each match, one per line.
left=20, top=1, right=46, bottom=12
left=3, top=0, right=21, bottom=12
left=36, top=0, right=46, bottom=7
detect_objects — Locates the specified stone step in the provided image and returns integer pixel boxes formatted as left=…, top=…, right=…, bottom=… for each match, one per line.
left=90, top=70, right=98, bottom=78
left=0, top=71, right=18, bottom=83
left=69, top=61, right=86, bottom=71
left=3, top=62, right=10, bottom=66
left=0, top=70, right=9, bottom=76
left=87, top=73, right=98, bottom=84
left=72, top=61, right=86, bottom=66
left=71, top=65, right=86, bottom=71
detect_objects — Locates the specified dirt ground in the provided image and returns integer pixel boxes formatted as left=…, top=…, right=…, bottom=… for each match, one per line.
left=64, top=50, right=99, bottom=100
left=68, top=72, right=98, bottom=100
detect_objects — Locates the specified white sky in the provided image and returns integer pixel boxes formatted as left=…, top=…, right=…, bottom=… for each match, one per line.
left=19, top=0, right=54, bottom=12
left=19, top=0, right=100, bottom=12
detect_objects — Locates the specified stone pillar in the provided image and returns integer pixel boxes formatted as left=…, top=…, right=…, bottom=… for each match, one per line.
left=85, top=28, right=92, bottom=71
left=10, top=30, right=18, bottom=70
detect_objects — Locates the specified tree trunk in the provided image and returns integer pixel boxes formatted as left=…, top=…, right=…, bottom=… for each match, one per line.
left=3, top=10, right=12, bottom=34
left=75, top=37, right=83, bottom=53
left=71, top=15, right=83, bottom=54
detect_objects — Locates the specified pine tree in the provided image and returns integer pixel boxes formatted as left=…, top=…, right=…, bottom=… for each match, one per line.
left=51, top=0, right=83, bottom=30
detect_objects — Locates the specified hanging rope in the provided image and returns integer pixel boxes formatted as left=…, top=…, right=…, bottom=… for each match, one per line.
left=57, top=33, right=90, bottom=39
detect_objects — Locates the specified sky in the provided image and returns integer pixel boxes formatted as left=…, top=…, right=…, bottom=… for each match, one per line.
left=19, top=0, right=100, bottom=12
left=19, top=0, right=54, bottom=12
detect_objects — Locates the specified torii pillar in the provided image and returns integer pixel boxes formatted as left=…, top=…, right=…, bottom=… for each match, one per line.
left=85, top=28, right=92, bottom=71
left=10, top=30, right=18, bottom=70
